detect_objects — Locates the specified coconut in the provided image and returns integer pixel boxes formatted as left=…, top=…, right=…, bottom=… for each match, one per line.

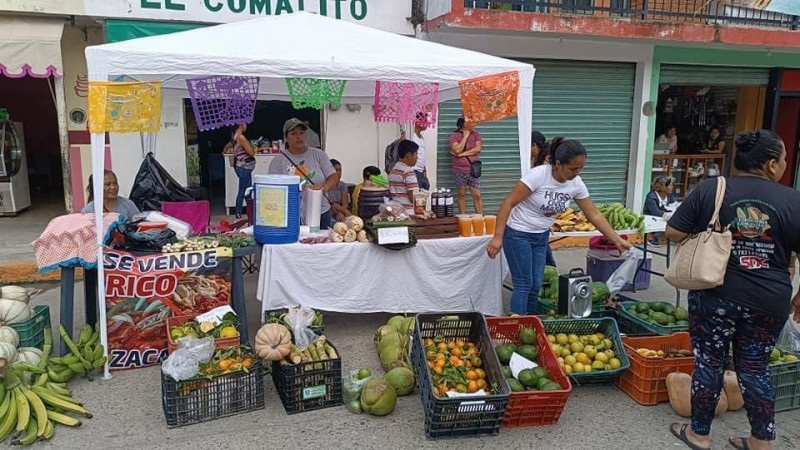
left=398, top=317, right=415, bottom=336
left=360, top=378, right=397, bottom=416
left=374, top=325, right=397, bottom=346
left=385, top=367, right=415, bottom=396
left=386, top=315, right=406, bottom=332
left=377, top=332, right=402, bottom=353
left=379, top=345, right=403, bottom=372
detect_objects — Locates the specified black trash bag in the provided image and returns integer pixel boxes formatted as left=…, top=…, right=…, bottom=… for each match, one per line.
left=129, top=152, right=194, bottom=211
left=114, top=221, right=177, bottom=252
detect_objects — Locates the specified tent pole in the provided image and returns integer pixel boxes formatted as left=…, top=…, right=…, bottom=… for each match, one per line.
left=54, top=77, right=73, bottom=213
left=90, top=129, right=112, bottom=380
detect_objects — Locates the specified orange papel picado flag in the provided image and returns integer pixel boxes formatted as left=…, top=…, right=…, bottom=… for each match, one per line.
left=458, top=71, right=520, bottom=127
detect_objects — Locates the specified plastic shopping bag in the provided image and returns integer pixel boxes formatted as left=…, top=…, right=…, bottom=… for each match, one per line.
left=606, top=248, right=644, bottom=299
left=285, top=306, right=319, bottom=351
left=161, top=336, right=215, bottom=381
left=777, top=319, right=800, bottom=353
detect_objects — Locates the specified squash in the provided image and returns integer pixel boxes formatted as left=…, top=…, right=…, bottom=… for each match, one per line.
left=724, top=370, right=744, bottom=411
left=13, top=347, right=42, bottom=366
left=0, top=326, right=19, bottom=347
left=254, top=323, right=292, bottom=361
left=715, top=389, right=728, bottom=416
left=666, top=372, right=691, bottom=417
left=0, top=341, right=17, bottom=364
left=0, top=286, right=32, bottom=304
left=0, top=300, right=31, bottom=325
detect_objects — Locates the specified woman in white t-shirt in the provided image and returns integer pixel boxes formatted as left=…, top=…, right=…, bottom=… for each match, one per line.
left=486, top=137, right=632, bottom=314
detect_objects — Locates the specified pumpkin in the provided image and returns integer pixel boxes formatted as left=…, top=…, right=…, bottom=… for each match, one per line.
left=0, top=300, right=31, bottom=325
left=254, top=323, right=292, bottom=361
left=13, top=347, right=42, bottom=366
left=666, top=372, right=691, bottom=417
left=0, top=341, right=17, bottom=364
left=724, top=370, right=744, bottom=411
left=715, top=389, right=729, bottom=416
left=0, top=326, right=19, bottom=347
left=0, top=286, right=31, bottom=304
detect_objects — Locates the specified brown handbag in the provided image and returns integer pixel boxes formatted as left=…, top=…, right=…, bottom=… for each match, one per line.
left=664, top=177, right=732, bottom=290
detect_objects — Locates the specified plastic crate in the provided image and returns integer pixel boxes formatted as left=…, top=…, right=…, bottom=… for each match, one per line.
left=536, top=298, right=607, bottom=316
left=586, top=250, right=652, bottom=291
left=263, top=309, right=325, bottom=335
left=542, top=318, right=631, bottom=386
left=10, top=305, right=50, bottom=350
left=485, top=315, right=572, bottom=428
left=616, top=333, right=694, bottom=406
left=161, top=360, right=265, bottom=427
left=771, top=349, right=800, bottom=413
left=271, top=341, right=342, bottom=414
left=617, top=300, right=689, bottom=335
left=411, top=312, right=510, bottom=439
left=166, top=315, right=240, bottom=353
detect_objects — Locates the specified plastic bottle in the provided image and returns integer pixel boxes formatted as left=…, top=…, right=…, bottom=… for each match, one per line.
left=435, top=188, right=446, bottom=217
left=445, top=189, right=454, bottom=217
left=430, top=190, right=439, bottom=217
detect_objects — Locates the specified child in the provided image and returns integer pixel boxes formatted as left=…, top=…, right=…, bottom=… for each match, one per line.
left=351, top=165, right=381, bottom=216
left=388, top=140, right=419, bottom=211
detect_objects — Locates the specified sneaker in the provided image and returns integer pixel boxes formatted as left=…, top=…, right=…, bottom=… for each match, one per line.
left=235, top=213, right=242, bottom=219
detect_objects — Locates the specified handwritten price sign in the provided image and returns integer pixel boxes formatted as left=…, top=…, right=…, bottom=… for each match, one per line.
left=377, top=227, right=409, bottom=245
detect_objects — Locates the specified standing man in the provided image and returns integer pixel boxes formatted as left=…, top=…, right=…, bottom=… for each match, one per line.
left=410, top=112, right=430, bottom=190
left=304, top=120, right=322, bottom=149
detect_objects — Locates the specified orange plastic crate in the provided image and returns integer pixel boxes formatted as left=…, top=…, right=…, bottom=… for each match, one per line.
left=617, top=333, right=694, bottom=405
left=166, top=315, right=240, bottom=353
left=486, top=315, right=572, bottom=427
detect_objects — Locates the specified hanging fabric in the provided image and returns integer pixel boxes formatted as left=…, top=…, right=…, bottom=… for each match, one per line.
left=285, top=78, right=347, bottom=110
left=373, top=81, right=439, bottom=126
left=186, top=75, right=260, bottom=131
left=87, top=81, right=162, bottom=133
left=458, top=71, right=520, bottom=127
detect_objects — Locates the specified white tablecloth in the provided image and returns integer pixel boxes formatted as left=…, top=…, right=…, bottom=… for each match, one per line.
left=257, top=236, right=507, bottom=316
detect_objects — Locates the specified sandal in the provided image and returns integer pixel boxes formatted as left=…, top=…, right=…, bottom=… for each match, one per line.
left=670, top=423, right=711, bottom=450
left=728, top=437, right=750, bottom=450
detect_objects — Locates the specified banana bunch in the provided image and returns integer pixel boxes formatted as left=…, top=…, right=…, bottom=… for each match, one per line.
left=47, top=325, right=106, bottom=383
left=598, top=203, right=646, bottom=237
left=550, top=208, right=596, bottom=232
left=0, top=327, right=91, bottom=445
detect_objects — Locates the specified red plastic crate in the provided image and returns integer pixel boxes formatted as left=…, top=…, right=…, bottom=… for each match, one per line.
left=166, top=315, right=240, bottom=353
left=617, top=333, right=694, bottom=406
left=485, top=315, right=572, bottom=428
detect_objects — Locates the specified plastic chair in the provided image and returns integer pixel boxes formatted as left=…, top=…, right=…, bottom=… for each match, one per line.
left=161, top=200, right=216, bottom=235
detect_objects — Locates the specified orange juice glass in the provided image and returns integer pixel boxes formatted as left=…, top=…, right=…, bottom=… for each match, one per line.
left=484, top=215, right=497, bottom=235
left=457, top=215, right=472, bottom=237
left=471, top=214, right=485, bottom=236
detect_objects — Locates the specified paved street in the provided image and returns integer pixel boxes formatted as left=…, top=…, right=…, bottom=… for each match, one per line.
left=10, top=247, right=799, bottom=449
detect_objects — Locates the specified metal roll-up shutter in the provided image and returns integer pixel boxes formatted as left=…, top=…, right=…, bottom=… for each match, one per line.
left=436, top=102, right=519, bottom=215
left=436, top=60, right=635, bottom=212
left=660, top=64, right=770, bottom=86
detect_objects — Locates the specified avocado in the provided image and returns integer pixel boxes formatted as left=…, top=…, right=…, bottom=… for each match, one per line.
left=634, top=302, right=650, bottom=314
left=652, top=312, right=669, bottom=326
left=649, top=301, right=666, bottom=313
left=507, top=379, right=525, bottom=392
left=516, top=344, right=538, bottom=362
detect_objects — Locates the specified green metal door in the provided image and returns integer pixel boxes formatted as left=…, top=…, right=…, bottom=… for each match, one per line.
left=437, top=60, right=636, bottom=213
left=659, top=64, right=770, bottom=86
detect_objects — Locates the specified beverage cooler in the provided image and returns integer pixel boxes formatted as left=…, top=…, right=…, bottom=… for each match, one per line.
left=0, top=121, right=31, bottom=215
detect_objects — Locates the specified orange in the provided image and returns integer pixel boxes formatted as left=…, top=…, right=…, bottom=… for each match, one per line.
left=475, top=368, right=486, bottom=380
left=477, top=379, right=488, bottom=390
left=433, top=366, right=443, bottom=374
left=455, top=338, right=466, bottom=347
left=451, top=347, right=463, bottom=357
left=434, top=359, right=445, bottom=369
left=424, top=338, right=434, bottom=347
left=466, top=347, right=477, bottom=356
left=435, top=352, right=446, bottom=361
left=455, top=384, right=468, bottom=394
left=437, top=342, right=448, bottom=351
left=467, top=380, right=479, bottom=393
left=449, top=355, right=461, bottom=366
left=447, top=341, right=456, bottom=349
left=464, top=360, right=473, bottom=369
left=466, top=370, right=478, bottom=381
left=471, top=357, right=483, bottom=368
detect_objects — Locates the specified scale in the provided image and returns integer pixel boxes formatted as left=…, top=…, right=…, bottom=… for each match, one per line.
left=0, top=120, right=31, bottom=215
left=557, top=268, right=593, bottom=319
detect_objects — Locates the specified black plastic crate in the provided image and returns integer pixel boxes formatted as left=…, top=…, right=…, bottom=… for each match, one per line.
left=542, top=318, right=631, bottom=387
left=271, top=342, right=342, bottom=414
left=412, top=312, right=510, bottom=440
left=161, top=360, right=265, bottom=427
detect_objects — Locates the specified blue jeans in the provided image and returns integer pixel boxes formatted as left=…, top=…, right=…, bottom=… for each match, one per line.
left=545, top=244, right=557, bottom=267
left=234, top=166, right=253, bottom=216
left=503, top=226, right=550, bottom=314
left=319, top=210, right=332, bottom=230
left=415, top=170, right=430, bottom=191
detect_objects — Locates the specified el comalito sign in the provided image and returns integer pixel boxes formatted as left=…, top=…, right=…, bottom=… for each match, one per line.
left=82, top=0, right=413, bottom=34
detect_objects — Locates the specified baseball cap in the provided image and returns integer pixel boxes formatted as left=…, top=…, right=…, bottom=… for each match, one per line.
left=283, top=118, right=308, bottom=135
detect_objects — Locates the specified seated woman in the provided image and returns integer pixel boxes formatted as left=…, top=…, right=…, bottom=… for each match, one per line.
left=642, top=176, right=675, bottom=247
left=701, top=126, right=726, bottom=154
left=327, top=159, right=351, bottom=225
left=81, top=170, right=140, bottom=220
left=351, top=166, right=381, bottom=217
left=656, top=125, right=678, bottom=154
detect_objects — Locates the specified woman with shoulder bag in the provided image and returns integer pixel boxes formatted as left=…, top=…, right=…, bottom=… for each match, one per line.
left=449, top=117, right=483, bottom=215
left=232, top=123, right=256, bottom=219
left=666, top=130, right=800, bottom=450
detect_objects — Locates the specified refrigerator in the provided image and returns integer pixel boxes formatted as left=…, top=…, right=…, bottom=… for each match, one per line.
left=0, top=121, right=31, bottom=215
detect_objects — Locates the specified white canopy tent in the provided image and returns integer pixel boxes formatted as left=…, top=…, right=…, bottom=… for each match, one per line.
left=84, top=12, right=534, bottom=378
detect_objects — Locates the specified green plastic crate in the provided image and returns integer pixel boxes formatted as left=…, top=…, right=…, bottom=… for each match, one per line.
left=10, top=305, right=50, bottom=350
left=617, top=300, right=689, bottom=336
left=542, top=318, right=630, bottom=386
left=770, top=350, right=800, bottom=413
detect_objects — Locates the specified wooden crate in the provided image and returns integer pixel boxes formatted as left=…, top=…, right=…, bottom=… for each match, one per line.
left=414, top=217, right=459, bottom=240
left=632, top=0, right=707, bottom=24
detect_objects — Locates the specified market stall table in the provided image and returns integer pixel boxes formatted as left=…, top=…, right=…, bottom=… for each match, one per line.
left=634, top=214, right=681, bottom=306
left=256, top=236, right=508, bottom=316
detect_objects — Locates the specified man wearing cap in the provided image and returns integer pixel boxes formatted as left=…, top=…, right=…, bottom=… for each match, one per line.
left=268, top=118, right=339, bottom=228
left=411, top=112, right=430, bottom=190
